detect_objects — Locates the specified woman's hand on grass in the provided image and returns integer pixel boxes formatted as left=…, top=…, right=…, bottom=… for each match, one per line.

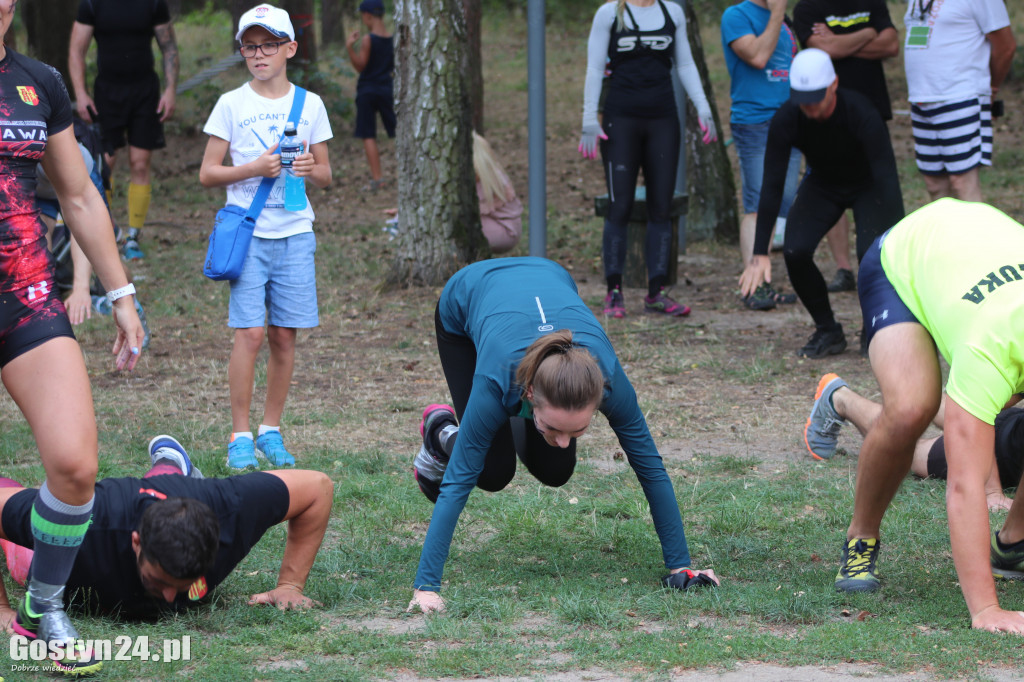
left=407, top=589, right=446, bottom=614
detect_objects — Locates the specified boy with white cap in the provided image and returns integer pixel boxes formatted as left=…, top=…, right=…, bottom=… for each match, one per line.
left=738, top=47, right=903, bottom=359
left=199, top=4, right=334, bottom=469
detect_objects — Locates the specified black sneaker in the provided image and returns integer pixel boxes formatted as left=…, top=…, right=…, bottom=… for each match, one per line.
left=798, top=324, right=847, bottom=359
left=827, top=268, right=856, bottom=292
left=991, top=530, right=1024, bottom=580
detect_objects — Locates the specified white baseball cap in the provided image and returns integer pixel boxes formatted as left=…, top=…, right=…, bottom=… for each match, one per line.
left=789, top=48, right=836, bottom=104
left=236, top=4, right=295, bottom=43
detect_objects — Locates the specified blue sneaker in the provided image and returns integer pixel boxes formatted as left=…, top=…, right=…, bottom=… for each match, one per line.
left=804, top=373, right=848, bottom=460
left=122, top=239, right=145, bottom=260
left=148, top=434, right=203, bottom=478
left=256, top=431, right=295, bottom=467
left=91, top=294, right=112, bottom=315
left=227, top=436, right=259, bottom=470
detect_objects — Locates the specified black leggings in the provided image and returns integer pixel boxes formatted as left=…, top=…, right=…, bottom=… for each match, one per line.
left=927, top=408, right=1024, bottom=488
left=434, top=306, right=576, bottom=491
left=599, top=112, right=680, bottom=287
left=783, top=177, right=903, bottom=327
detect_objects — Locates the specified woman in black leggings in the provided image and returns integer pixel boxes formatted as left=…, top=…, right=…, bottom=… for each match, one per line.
left=408, top=258, right=719, bottom=614
left=580, top=0, right=717, bottom=318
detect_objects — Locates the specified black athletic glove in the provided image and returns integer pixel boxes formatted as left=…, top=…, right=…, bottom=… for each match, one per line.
left=662, top=569, right=716, bottom=591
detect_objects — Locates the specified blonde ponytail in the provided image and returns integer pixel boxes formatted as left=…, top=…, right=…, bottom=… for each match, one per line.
left=614, top=0, right=626, bottom=31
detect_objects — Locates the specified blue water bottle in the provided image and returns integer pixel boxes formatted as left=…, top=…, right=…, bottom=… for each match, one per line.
left=279, top=121, right=306, bottom=211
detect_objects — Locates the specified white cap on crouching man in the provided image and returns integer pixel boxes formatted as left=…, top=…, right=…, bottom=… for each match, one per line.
left=789, top=48, right=837, bottom=104
left=236, top=4, right=296, bottom=42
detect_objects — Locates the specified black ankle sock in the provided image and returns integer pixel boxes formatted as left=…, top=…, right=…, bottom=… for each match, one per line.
left=648, top=276, right=667, bottom=298
left=428, top=416, right=456, bottom=456
left=606, top=274, right=622, bottom=293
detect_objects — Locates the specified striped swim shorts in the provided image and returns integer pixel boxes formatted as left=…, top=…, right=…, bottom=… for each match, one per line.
left=910, top=96, right=992, bottom=175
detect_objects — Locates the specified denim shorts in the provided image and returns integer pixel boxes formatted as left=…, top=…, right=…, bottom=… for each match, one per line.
left=857, top=230, right=919, bottom=350
left=229, top=232, right=319, bottom=329
left=731, top=120, right=802, bottom=215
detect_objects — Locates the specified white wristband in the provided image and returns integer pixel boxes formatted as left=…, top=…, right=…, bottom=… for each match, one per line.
left=106, top=283, right=136, bottom=303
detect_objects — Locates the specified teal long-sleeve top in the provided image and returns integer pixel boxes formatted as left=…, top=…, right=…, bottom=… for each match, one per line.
left=413, top=257, right=692, bottom=591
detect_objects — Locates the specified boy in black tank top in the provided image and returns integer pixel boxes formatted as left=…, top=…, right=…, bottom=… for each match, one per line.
left=346, top=0, right=396, bottom=192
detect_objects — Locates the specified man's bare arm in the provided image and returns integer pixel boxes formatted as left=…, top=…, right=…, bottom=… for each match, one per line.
left=249, top=470, right=334, bottom=609
left=987, top=26, right=1016, bottom=95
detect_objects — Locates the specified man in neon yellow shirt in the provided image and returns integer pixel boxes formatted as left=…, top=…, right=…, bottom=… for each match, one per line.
left=813, top=198, right=1024, bottom=633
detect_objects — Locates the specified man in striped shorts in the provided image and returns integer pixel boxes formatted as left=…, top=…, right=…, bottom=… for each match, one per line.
left=903, top=0, right=1015, bottom=201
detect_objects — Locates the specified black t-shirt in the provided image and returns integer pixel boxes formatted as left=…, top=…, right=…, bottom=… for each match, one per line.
left=0, top=49, right=72, bottom=293
left=76, top=0, right=171, bottom=83
left=604, top=0, right=677, bottom=119
left=754, top=88, right=900, bottom=253
left=792, top=0, right=894, bottom=120
left=2, top=472, right=290, bottom=619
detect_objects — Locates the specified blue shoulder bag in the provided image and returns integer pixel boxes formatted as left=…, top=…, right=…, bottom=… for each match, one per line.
left=203, top=87, right=307, bottom=281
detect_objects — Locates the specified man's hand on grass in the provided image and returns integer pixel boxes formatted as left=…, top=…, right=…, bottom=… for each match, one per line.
left=248, top=585, right=320, bottom=610
left=971, top=605, right=1024, bottom=634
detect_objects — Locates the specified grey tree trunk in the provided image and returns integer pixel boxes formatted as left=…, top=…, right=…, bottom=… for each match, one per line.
left=388, top=0, right=485, bottom=287
left=682, top=0, right=738, bottom=244
left=22, top=0, right=78, bottom=86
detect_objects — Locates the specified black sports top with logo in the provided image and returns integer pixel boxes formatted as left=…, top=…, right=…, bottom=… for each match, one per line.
left=604, top=0, right=677, bottom=119
left=0, top=49, right=72, bottom=295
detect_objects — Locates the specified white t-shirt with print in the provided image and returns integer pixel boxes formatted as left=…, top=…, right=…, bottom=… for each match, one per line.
left=903, top=0, right=1010, bottom=103
left=203, top=82, right=333, bottom=239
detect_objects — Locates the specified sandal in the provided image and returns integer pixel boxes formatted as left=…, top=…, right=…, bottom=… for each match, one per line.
left=743, top=284, right=796, bottom=310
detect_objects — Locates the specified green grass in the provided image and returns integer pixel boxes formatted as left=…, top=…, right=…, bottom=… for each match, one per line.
left=8, top=433, right=1022, bottom=678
